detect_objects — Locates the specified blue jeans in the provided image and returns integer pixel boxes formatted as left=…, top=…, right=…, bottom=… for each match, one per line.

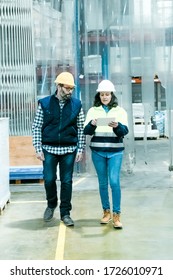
left=92, top=150, right=123, bottom=213
left=43, top=149, right=76, bottom=218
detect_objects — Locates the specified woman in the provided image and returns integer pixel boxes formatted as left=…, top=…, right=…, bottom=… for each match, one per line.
left=84, top=80, right=128, bottom=229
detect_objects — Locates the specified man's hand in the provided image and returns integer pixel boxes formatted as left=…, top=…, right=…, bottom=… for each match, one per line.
left=36, top=151, right=45, bottom=161
left=75, top=152, right=83, bottom=162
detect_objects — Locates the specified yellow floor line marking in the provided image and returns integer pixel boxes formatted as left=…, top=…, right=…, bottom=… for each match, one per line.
left=55, top=177, right=86, bottom=260
left=11, top=177, right=86, bottom=259
left=55, top=222, right=66, bottom=260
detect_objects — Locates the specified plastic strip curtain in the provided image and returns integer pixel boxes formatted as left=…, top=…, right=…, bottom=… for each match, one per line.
left=154, top=0, right=173, bottom=171
left=103, top=0, right=173, bottom=172
left=78, top=0, right=104, bottom=174
left=107, top=0, right=136, bottom=173
left=0, top=0, right=36, bottom=136
left=78, top=0, right=136, bottom=174
left=33, top=0, right=75, bottom=98
left=128, top=0, right=156, bottom=165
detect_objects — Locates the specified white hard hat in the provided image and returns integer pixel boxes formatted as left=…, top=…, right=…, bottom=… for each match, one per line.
left=96, top=80, right=116, bottom=92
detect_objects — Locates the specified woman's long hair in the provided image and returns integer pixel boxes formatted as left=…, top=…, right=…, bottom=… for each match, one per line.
left=93, top=92, right=118, bottom=109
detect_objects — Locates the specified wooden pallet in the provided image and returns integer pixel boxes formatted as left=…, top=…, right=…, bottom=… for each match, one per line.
left=9, top=136, right=43, bottom=183
left=9, top=136, right=41, bottom=166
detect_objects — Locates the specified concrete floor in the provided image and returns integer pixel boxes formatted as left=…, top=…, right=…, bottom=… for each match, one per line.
left=0, top=138, right=173, bottom=260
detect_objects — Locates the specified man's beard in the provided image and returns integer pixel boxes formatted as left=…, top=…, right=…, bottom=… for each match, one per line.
left=63, top=93, right=72, bottom=100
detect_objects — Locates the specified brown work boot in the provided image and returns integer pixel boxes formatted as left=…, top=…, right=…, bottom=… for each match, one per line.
left=112, top=213, right=123, bottom=229
left=100, top=209, right=112, bottom=224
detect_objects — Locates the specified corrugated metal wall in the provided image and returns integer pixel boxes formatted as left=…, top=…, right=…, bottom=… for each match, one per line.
left=0, top=0, right=36, bottom=135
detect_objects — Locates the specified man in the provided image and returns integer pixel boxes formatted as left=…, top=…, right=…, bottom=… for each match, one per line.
left=32, top=72, right=85, bottom=226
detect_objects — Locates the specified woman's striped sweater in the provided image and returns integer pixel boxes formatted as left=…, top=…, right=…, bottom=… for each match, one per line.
left=84, top=105, right=129, bottom=152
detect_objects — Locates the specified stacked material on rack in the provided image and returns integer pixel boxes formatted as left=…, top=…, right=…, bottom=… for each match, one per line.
left=154, top=111, right=165, bottom=137
left=132, top=103, right=159, bottom=139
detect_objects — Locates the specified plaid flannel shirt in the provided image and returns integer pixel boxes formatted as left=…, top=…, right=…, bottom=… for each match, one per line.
left=32, top=102, right=86, bottom=155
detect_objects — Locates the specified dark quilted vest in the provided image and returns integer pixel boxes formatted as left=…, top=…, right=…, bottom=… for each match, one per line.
left=39, top=94, right=82, bottom=146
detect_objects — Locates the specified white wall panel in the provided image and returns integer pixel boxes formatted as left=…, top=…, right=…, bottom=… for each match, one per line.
left=0, top=118, right=10, bottom=212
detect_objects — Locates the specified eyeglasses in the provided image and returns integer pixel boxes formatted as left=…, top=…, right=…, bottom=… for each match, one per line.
left=63, top=86, right=75, bottom=91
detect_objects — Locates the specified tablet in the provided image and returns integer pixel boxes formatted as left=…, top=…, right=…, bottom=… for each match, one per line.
left=97, top=117, right=116, bottom=126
